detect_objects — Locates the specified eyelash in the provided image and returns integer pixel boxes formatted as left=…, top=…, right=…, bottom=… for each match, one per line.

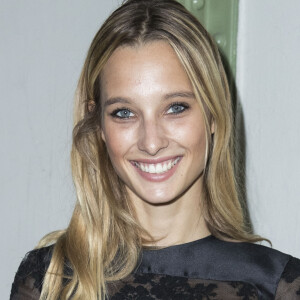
left=110, top=102, right=190, bottom=119
left=110, top=108, right=134, bottom=119
left=166, top=102, right=190, bottom=115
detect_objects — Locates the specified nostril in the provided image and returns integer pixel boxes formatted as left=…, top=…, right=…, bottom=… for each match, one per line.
left=137, top=122, right=169, bottom=155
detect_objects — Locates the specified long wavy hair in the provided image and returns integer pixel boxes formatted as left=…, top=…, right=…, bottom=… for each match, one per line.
left=38, top=0, right=264, bottom=299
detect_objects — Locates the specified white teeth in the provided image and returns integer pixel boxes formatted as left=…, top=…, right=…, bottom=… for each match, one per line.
left=140, top=164, right=146, bottom=172
left=162, top=163, right=168, bottom=172
left=167, top=161, right=172, bottom=169
left=134, top=157, right=181, bottom=174
left=156, top=164, right=163, bottom=173
left=149, top=164, right=156, bottom=173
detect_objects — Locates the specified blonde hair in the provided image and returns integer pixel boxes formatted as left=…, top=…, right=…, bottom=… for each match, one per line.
left=38, top=0, right=264, bottom=299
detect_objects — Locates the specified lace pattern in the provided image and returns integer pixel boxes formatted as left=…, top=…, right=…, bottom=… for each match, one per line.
left=10, top=246, right=300, bottom=299
left=108, top=273, right=258, bottom=299
left=10, top=247, right=52, bottom=300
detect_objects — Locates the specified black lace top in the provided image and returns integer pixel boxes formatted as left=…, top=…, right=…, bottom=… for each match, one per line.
left=10, top=235, right=300, bottom=299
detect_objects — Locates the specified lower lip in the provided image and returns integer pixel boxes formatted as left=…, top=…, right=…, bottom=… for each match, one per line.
left=131, top=157, right=182, bottom=182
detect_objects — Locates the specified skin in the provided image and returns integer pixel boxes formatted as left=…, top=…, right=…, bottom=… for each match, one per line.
left=101, top=41, right=211, bottom=246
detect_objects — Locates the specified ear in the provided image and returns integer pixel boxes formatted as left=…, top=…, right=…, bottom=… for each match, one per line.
left=210, top=120, right=215, bottom=134
left=87, top=100, right=96, bottom=112
left=101, top=130, right=106, bottom=143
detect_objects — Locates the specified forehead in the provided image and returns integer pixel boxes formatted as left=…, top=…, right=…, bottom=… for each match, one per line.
left=100, top=41, right=193, bottom=99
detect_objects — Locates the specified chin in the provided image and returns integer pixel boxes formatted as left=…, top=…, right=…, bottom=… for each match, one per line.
left=142, top=196, right=177, bottom=206
left=132, top=185, right=187, bottom=206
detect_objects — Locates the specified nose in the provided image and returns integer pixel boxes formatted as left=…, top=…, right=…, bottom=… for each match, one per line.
left=137, top=117, right=169, bottom=156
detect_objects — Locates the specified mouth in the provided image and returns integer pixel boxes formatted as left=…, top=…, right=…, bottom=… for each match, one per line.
left=131, top=157, right=181, bottom=174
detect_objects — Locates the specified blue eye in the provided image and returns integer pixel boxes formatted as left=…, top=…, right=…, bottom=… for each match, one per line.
left=166, top=103, right=189, bottom=114
left=111, top=108, right=134, bottom=119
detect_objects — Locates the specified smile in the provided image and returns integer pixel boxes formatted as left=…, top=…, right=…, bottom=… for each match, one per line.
left=132, top=157, right=181, bottom=174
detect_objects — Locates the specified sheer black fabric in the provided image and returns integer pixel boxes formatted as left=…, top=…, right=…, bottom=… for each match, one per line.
left=10, top=246, right=52, bottom=300
left=10, top=236, right=300, bottom=299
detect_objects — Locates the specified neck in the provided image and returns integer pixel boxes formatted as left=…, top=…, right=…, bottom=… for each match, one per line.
left=128, top=184, right=210, bottom=247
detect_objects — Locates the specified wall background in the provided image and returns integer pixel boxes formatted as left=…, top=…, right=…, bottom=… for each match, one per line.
left=1, top=0, right=299, bottom=298
left=236, top=0, right=300, bottom=254
left=0, top=1, right=120, bottom=297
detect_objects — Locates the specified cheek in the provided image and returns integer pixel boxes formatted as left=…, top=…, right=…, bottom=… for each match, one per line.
left=102, top=124, right=136, bottom=161
left=168, top=118, right=206, bottom=151
left=104, top=132, right=125, bottom=161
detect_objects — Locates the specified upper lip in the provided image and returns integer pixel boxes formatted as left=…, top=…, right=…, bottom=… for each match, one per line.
left=130, top=156, right=182, bottom=164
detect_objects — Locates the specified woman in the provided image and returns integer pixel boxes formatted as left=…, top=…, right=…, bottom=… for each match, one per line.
left=11, top=0, right=300, bottom=299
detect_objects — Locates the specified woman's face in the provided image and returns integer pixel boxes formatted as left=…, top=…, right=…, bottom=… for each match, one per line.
left=101, top=41, right=208, bottom=205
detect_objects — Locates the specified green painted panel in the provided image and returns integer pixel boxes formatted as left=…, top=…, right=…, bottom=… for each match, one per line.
left=177, top=0, right=239, bottom=79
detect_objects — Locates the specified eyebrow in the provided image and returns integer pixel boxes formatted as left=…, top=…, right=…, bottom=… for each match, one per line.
left=103, top=97, right=131, bottom=107
left=103, top=91, right=196, bottom=107
left=163, top=91, right=195, bottom=100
